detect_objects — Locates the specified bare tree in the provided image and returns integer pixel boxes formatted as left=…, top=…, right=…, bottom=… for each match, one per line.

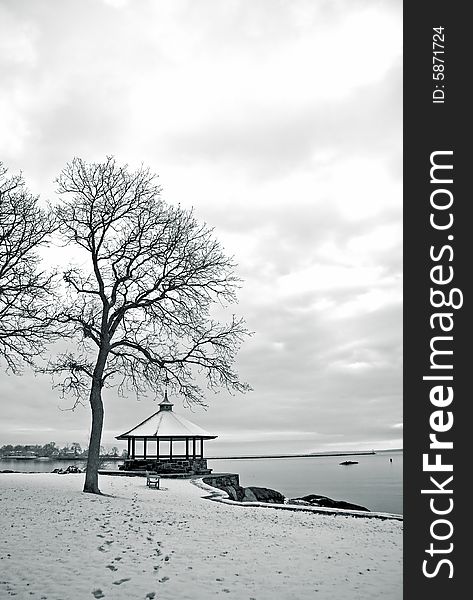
left=70, top=442, right=82, bottom=456
left=48, top=157, right=250, bottom=494
left=0, top=163, right=56, bottom=371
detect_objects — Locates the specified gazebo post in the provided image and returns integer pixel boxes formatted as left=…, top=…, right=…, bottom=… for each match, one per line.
left=156, top=438, right=160, bottom=460
left=192, top=438, right=196, bottom=459
left=127, top=438, right=131, bottom=459
left=201, top=438, right=204, bottom=459
left=185, top=438, right=189, bottom=459
left=169, top=437, right=173, bottom=461
left=143, top=437, right=147, bottom=460
left=131, top=438, right=135, bottom=459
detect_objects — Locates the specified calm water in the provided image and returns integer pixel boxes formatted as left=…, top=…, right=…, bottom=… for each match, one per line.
left=208, top=450, right=403, bottom=515
left=0, top=450, right=403, bottom=515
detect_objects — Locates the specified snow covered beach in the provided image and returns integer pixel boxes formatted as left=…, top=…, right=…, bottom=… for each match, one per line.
left=0, top=473, right=402, bottom=599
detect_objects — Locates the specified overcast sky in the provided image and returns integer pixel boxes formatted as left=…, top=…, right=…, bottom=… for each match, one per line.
left=0, top=0, right=402, bottom=455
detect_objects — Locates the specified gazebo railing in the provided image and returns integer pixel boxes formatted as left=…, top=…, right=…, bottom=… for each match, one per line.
left=126, top=436, right=206, bottom=461
left=127, top=454, right=203, bottom=460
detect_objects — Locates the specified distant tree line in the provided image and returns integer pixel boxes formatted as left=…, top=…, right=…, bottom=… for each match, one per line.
left=0, top=442, right=125, bottom=458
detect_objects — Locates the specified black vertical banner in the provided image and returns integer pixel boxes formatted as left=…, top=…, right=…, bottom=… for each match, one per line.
left=404, top=2, right=469, bottom=598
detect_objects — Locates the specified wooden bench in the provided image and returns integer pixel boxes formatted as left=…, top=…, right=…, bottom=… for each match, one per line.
left=146, top=471, right=160, bottom=489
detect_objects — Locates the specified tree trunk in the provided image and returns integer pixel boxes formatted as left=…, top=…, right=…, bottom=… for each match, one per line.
left=83, top=380, right=104, bottom=494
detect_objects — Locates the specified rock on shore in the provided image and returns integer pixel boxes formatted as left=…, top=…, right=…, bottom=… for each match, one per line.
left=219, top=483, right=285, bottom=504
left=289, top=494, right=369, bottom=512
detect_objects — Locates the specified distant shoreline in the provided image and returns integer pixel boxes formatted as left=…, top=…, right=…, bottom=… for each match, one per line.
left=208, top=449, right=403, bottom=460
left=0, top=449, right=403, bottom=462
left=0, top=456, right=123, bottom=461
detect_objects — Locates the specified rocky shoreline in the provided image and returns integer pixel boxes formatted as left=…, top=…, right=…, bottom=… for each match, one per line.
left=288, top=494, right=368, bottom=512
left=202, top=475, right=370, bottom=512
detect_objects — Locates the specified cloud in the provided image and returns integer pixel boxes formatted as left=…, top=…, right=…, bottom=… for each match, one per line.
left=0, top=0, right=402, bottom=453
left=166, top=63, right=401, bottom=181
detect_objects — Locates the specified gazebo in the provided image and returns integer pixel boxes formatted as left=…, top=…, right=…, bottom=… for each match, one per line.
left=116, top=392, right=217, bottom=475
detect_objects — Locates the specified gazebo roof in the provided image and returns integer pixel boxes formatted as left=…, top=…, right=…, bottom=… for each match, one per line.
left=116, top=395, right=217, bottom=440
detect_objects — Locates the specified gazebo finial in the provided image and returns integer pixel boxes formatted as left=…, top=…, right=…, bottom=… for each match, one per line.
left=160, top=377, right=173, bottom=411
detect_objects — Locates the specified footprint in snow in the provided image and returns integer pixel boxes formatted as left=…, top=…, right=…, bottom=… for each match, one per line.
left=92, top=589, right=105, bottom=598
left=113, top=578, right=131, bottom=585
left=106, top=565, right=118, bottom=571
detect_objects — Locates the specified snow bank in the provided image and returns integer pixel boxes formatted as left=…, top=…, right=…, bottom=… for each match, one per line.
left=0, top=473, right=402, bottom=599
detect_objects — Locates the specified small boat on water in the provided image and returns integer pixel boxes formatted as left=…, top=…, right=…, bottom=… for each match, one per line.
left=339, top=460, right=358, bottom=466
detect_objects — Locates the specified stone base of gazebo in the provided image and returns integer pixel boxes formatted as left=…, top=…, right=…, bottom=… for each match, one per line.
left=120, top=457, right=212, bottom=475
